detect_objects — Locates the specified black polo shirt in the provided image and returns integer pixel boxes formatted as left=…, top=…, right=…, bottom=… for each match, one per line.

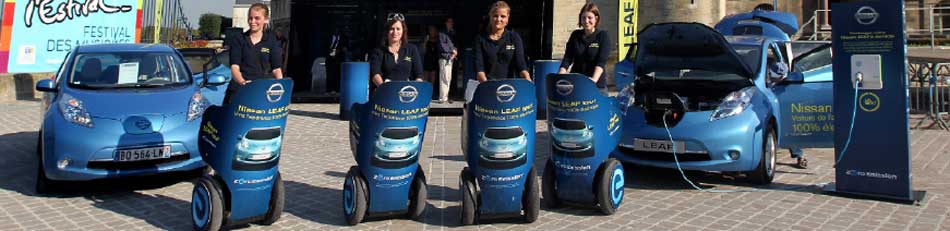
left=229, top=30, right=283, bottom=82
left=474, top=30, right=528, bottom=80
left=369, top=44, right=423, bottom=82
left=561, top=29, right=611, bottom=88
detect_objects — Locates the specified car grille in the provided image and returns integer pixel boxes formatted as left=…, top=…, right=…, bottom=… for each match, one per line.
left=87, top=153, right=190, bottom=170
left=617, top=146, right=711, bottom=162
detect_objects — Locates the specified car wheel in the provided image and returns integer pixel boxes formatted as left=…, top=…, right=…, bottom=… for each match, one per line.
left=541, top=159, right=560, bottom=208
left=522, top=167, right=540, bottom=223
left=258, top=172, right=284, bottom=225
left=407, top=167, right=427, bottom=221
left=192, top=176, right=224, bottom=231
left=748, top=127, right=776, bottom=185
left=343, top=166, right=368, bottom=225
left=35, top=133, right=58, bottom=194
left=596, top=158, right=625, bottom=215
left=459, top=167, right=477, bottom=226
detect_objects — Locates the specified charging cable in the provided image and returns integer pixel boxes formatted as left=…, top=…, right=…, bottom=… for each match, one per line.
left=835, top=76, right=862, bottom=167
left=662, top=111, right=760, bottom=193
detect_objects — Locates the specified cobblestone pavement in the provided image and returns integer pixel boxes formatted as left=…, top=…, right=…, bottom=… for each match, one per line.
left=0, top=102, right=947, bottom=231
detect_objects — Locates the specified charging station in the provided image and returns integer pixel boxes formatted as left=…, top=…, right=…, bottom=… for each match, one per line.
left=826, top=0, right=925, bottom=203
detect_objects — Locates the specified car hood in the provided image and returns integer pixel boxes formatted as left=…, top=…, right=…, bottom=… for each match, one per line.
left=715, top=10, right=799, bottom=38
left=63, top=86, right=195, bottom=119
left=635, top=23, right=754, bottom=78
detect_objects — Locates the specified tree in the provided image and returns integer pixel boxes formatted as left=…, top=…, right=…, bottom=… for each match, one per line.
left=199, top=13, right=223, bottom=39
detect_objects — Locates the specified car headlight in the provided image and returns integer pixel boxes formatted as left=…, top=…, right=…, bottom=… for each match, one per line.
left=187, top=91, right=209, bottom=122
left=518, top=137, right=527, bottom=145
left=59, top=94, right=93, bottom=128
left=411, top=137, right=420, bottom=145
left=479, top=139, right=488, bottom=147
left=710, top=87, right=756, bottom=121
left=617, top=83, right=636, bottom=113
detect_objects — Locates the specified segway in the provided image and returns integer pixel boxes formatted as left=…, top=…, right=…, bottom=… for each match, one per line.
left=191, top=79, right=292, bottom=231
left=542, top=74, right=625, bottom=215
left=343, top=81, right=432, bottom=225
left=459, top=79, right=539, bottom=225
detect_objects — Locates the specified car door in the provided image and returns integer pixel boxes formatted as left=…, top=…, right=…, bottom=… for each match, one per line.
left=772, top=44, right=834, bottom=149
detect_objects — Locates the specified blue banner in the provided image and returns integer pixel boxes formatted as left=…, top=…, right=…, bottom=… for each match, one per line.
left=465, top=79, right=536, bottom=214
left=1, top=0, right=142, bottom=73
left=533, top=60, right=560, bottom=118
left=831, top=0, right=915, bottom=201
left=349, top=81, right=432, bottom=212
left=198, top=79, right=293, bottom=221
left=545, top=74, right=622, bottom=203
left=340, top=62, right=369, bottom=120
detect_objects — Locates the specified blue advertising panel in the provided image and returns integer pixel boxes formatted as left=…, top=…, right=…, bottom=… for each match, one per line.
left=198, top=79, right=293, bottom=221
left=545, top=74, right=622, bottom=204
left=340, top=62, right=370, bottom=120
left=0, top=0, right=142, bottom=73
left=465, top=79, right=536, bottom=214
left=533, top=60, right=560, bottom=118
left=348, top=81, right=432, bottom=213
left=831, top=0, right=921, bottom=201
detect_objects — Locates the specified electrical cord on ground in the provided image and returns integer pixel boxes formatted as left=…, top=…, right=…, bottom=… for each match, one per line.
left=662, top=112, right=761, bottom=193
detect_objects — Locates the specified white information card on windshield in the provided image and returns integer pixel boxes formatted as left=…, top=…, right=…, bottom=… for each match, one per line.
left=117, top=62, right=140, bottom=84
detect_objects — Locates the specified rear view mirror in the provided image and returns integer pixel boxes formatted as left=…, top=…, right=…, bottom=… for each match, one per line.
left=35, top=79, right=56, bottom=92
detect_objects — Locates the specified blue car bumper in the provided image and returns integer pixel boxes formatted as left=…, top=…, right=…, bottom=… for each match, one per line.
left=612, top=107, right=764, bottom=172
left=42, top=115, right=205, bottom=181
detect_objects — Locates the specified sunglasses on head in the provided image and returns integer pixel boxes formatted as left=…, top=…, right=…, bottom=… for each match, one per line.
left=387, top=13, right=405, bottom=22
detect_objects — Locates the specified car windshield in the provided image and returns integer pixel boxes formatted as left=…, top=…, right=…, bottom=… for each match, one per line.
left=69, top=52, right=191, bottom=89
left=246, top=127, right=281, bottom=140
left=181, top=51, right=219, bottom=75
left=381, top=127, right=419, bottom=139
left=485, top=127, right=524, bottom=139
left=553, top=119, right=586, bottom=130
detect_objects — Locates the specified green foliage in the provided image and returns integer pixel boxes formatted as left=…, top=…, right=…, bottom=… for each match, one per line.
left=199, top=13, right=223, bottom=39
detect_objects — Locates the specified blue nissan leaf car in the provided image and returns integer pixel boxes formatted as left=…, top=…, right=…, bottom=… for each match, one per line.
left=550, top=118, right=594, bottom=157
left=478, top=126, right=528, bottom=169
left=233, top=126, right=283, bottom=170
left=612, top=23, right=834, bottom=184
left=34, top=44, right=227, bottom=193
left=371, top=126, right=423, bottom=167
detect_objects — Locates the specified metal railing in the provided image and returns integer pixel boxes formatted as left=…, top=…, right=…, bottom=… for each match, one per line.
left=908, top=62, right=950, bottom=130
left=139, top=0, right=193, bottom=45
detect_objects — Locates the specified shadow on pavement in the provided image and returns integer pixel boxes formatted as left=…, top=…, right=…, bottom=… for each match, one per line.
left=289, top=109, right=339, bottom=120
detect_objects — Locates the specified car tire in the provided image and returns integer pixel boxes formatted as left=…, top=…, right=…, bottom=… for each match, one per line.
left=596, top=158, right=624, bottom=215
left=258, top=172, right=284, bottom=225
left=748, top=126, right=776, bottom=185
left=522, top=167, right=540, bottom=223
left=459, top=167, right=477, bottom=226
left=192, top=176, right=225, bottom=231
left=541, top=159, right=560, bottom=208
left=407, top=167, right=427, bottom=221
left=35, top=133, right=59, bottom=194
left=343, top=166, right=368, bottom=225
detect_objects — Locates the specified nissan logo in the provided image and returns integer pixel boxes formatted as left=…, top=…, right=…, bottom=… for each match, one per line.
left=555, top=79, right=574, bottom=96
left=855, top=6, right=878, bottom=25
left=266, top=83, right=285, bottom=103
left=134, top=119, right=152, bottom=130
left=496, top=84, right=516, bottom=103
left=398, top=86, right=418, bottom=103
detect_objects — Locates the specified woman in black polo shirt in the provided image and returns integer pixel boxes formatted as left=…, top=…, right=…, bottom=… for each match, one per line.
left=473, top=1, right=531, bottom=83
left=227, top=3, right=283, bottom=103
left=369, top=13, right=424, bottom=87
left=559, top=3, right=611, bottom=94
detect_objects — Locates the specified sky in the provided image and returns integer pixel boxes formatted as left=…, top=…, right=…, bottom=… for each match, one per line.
left=180, top=0, right=234, bottom=27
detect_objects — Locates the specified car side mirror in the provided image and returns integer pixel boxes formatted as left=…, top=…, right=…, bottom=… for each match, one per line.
left=35, top=79, right=56, bottom=92
left=782, top=72, right=804, bottom=84
left=206, top=74, right=228, bottom=86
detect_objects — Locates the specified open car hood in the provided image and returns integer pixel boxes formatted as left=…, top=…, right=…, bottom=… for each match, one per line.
left=715, top=10, right=799, bottom=39
left=635, top=23, right=754, bottom=78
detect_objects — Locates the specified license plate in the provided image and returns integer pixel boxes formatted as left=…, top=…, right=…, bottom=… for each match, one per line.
left=633, top=139, right=686, bottom=153
left=116, top=146, right=172, bottom=162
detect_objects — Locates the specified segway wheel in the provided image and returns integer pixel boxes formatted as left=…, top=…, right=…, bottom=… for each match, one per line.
left=522, top=167, right=540, bottom=223
left=541, top=159, right=560, bottom=208
left=343, top=166, right=368, bottom=225
left=459, top=167, right=477, bottom=226
left=408, top=167, right=428, bottom=221
left=596, top=158, right=624, bottom=215
left=192, top=176, right=224, bottom=231
left=258, top=172, right=284, bottom=225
